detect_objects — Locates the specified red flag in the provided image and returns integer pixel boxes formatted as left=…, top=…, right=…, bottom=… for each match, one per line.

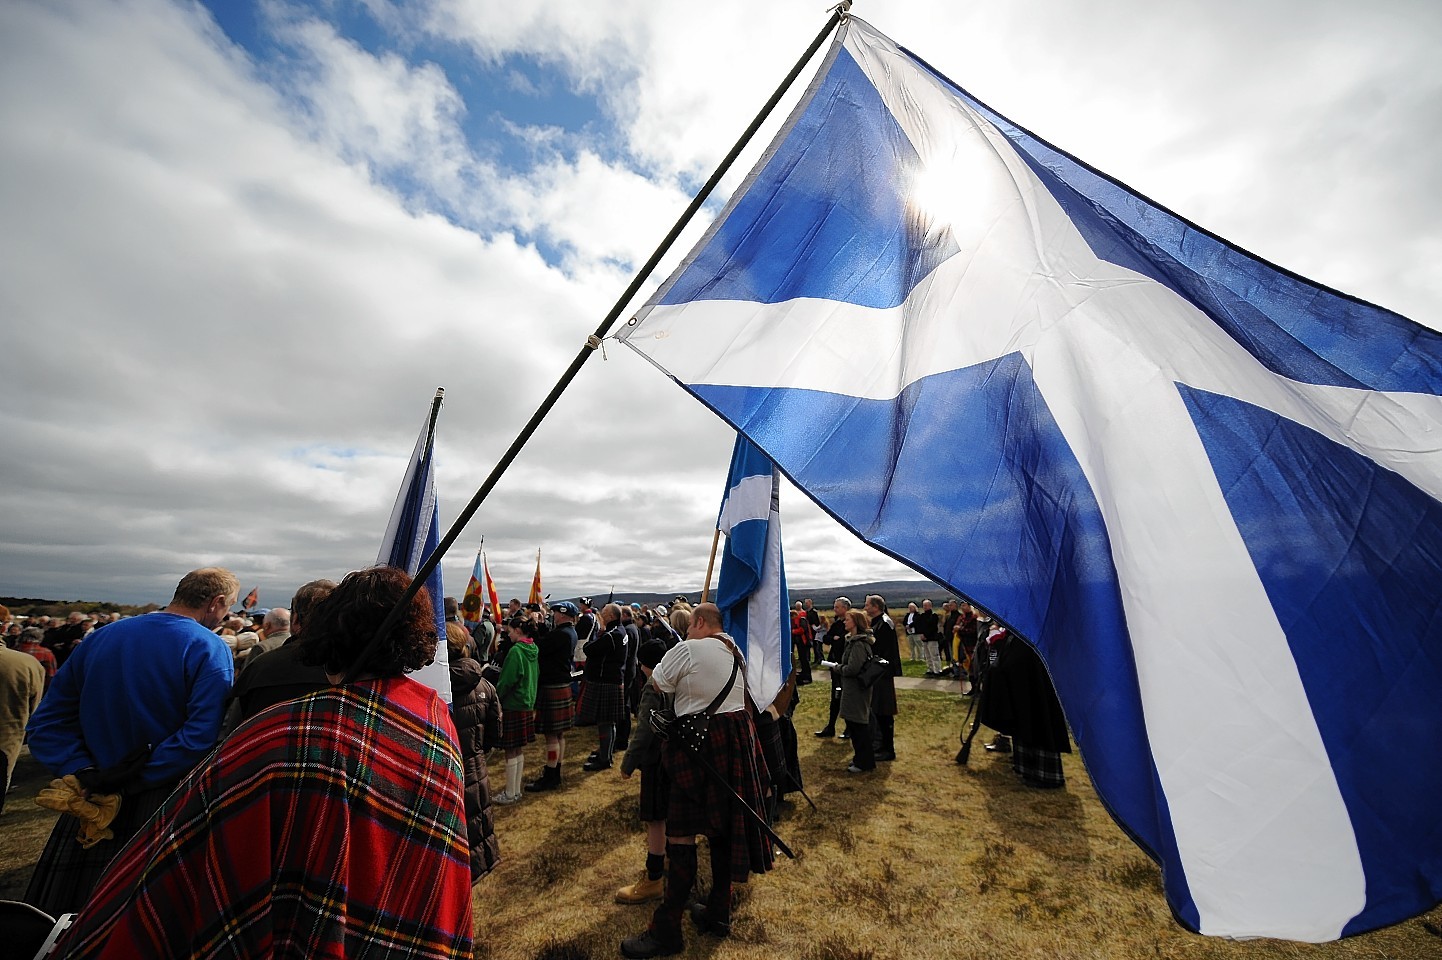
left=528, top=550, right=543, bottom=606
left=241, top=587, right=259, bottom=611
left=484, top=555, right=500, bottom=622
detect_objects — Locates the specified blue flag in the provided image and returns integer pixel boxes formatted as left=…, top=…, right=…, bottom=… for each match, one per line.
left=620, top=16, right=1442, bottom=941
left=378, top=389, right=450, bottom=701
left=714, top=434, right=790, bottom=708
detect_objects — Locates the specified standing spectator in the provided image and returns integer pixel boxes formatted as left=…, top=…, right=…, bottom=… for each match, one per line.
left=44, top=612, right=87, bottom=668
left=916, top=599, right=943, bottom=677
left=25, top=567, right=238, bottom=915
left=17, top=626, right=58, bottom=691
left=447, top=622, right=501, bottom=881
left=526, top=601, right=578, bottom=793
left=578, top=604, right=628, bottom=772
left=493, top=617, right=539, bottom=805
left=52, top=566, right=474, bottom=959
left=836, top=608, right=876, bottom=773
left=219, top=580, right=335, bottom=736
left=789, top=602, right=814, bottom=685
left=865, top=595, right=901, bottom=762
left=802, top=599, right=823, bottom=664
left=619, top=603, right=773, bottom=958
left=0, top=637, right=46, bottom=812
left=813, top=597, right=852, bottom=739
left=248, top=607, right=291, bottom=661
left=902, top=602, right=920, bottom=662
left=615, top=639, right=671, bottom=905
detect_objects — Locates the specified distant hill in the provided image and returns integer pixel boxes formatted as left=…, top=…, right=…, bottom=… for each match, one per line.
left=552, top=579, right=954, bottom=610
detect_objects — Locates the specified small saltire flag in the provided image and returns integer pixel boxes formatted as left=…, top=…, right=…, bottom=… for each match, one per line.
left=240, top=587, right=258, bottom=611
left=528, top=550, right=543, bottom=606
left=618, top=16, right=1442, bottom=941
left=378, top=389, right=450, bottom=702
left=461, top=549, right=486, bottom=629
left=713, top=434, right=790, bottom=709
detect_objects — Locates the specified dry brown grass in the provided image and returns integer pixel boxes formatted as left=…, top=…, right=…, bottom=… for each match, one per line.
left=4, top=689, right=1440, bottom=959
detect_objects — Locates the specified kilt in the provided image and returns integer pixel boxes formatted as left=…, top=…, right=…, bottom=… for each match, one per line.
left=1012, top=742, right=1066, bottom=788
left=662, top=709, right=775, bottom=883
left=637, top=763, right=670, bottom=823
left=25, top=782, right=172, bottom=915
left=577, top=680, right=625, bottom=726
left=535, top=683, right=575, bottom=734
left=497, top=707, right=536, bottom=750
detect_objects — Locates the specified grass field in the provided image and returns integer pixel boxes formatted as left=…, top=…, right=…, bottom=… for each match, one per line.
left=3, top=687, right=1439, bottom=959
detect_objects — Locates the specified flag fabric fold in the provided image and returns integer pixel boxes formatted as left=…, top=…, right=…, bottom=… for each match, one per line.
left=461, top=550, right=486, bottom=630
left=714, top=434, right=790, bottom=709
left=378, top=392, right=451, bottom=701
left=528, top=550, right=543, bottom=607
left=618, top=15, right=1442, bottom=941
left=484, top=554, right=500, bottom=626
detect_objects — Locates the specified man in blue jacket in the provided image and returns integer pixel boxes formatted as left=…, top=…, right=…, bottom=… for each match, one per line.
left=25, top=567, right=238, bottom=914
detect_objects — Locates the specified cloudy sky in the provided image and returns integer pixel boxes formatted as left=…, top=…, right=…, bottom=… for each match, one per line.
left=1, top=0, right=1437, bottom=607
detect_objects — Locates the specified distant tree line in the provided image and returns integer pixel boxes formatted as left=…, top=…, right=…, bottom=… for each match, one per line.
left=1, top=596, right=161, bottom=618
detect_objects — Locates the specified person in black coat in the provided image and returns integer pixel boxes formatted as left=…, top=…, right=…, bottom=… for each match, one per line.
left=865, top=595, right=901, bottom=761
left=446, top=623, right=501, bottom=882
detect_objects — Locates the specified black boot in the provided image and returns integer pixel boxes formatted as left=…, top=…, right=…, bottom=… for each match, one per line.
left=525, top=763, right=561, bottom=792
left=689, top=838, right=732, bottom=938
left=621, top=843, right=694, bottom=958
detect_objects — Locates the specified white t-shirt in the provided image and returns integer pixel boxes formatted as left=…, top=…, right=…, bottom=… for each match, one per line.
left=651, top=635, right=747, bottom=716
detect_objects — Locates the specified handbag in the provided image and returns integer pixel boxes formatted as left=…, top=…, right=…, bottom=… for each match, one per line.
left=858, top=653, right=891, bottom=689
left=650, top=648, right=741, bottom=753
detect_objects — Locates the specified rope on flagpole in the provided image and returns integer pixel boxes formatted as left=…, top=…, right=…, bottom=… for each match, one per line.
left=343, top=10, right=847, bottom=683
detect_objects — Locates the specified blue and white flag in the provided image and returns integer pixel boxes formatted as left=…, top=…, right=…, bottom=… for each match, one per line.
left=714, top=433, right=790, bottom=708
left=378, top=389, right=451, bottom=702
left=619, top=16, right=1442, bottom=942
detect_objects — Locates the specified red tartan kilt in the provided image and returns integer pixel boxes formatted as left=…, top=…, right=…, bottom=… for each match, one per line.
left=534, top=683, right=575, bottom=733
left=577, top=680, right=624, bottom=725
left=497, top=708, right=536, bottom=750
left=662, top=709, right=775, bottom=884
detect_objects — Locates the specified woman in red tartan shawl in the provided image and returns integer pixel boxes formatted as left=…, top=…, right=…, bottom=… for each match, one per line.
left=56, top=567, right=475, bottom=959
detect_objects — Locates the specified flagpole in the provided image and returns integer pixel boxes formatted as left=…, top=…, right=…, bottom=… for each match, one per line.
left=701, top=527, right=721, bottom=602
left=344, top=10, right=847, bottom=678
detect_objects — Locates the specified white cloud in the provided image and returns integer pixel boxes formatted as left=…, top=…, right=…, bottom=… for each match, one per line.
left=1, top=0, right=1436, bottom=607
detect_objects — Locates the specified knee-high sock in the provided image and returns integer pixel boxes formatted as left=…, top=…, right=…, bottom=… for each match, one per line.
left=707, top=837, right=733, bottom=921
left=651, top=842, right=696, bottom=938
left=506, top=755, right=524, bottom=797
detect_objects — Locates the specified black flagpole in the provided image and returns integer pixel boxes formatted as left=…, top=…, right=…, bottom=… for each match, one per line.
left=345, top=9, right=848, bottom=681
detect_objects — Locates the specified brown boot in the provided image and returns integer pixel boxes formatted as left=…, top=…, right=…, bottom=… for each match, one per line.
left=615, top=873, right=665, bottom=904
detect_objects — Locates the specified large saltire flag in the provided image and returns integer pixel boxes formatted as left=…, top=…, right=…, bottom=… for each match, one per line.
left=378, top=390, right=451, bottom=702
left=713, top=434, right=790, bottom=709
left=618, top=15, right=1442, bottom=942
left=461, top=549, right=486, bottom=630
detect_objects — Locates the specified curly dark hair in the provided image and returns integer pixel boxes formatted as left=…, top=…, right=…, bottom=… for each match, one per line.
left=299, top=566, right=437, bottom=677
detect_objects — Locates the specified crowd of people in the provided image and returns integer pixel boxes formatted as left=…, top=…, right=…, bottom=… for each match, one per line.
left=0, top=573, right=1069, bottom=958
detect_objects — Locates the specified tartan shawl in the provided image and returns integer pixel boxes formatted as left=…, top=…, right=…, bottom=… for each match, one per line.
left=58, top=676, right=474, bottom=959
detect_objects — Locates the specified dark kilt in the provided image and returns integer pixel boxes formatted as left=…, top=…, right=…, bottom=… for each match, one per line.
left=663, top=709, right=775, bottom=883
left=576, top=680, right=624, bottom=726
left=498, top=707, right=536, bottom=750
left=535, top=683, right=575, bottom=734
left=1013, top=742, right=1066, bottom=788
left=25, top=782, right=172, bottom=915
left=637, top=763, right=669, bottom=823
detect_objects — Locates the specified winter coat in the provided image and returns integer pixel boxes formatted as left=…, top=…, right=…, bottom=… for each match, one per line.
left=869, top=613, right=900, bottom=716
left=838, top=634, right=874, bottom=724
left=449, top=655, right=501, bottom=882
left=620, top=682, right=668, bottom=776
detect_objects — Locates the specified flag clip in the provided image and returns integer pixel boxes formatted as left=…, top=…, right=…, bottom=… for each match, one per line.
left=829, top=1, right=853, bottom=20
left=586, top=334, right=608, bottom=359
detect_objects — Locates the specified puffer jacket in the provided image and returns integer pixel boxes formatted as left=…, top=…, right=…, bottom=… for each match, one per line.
left=450, top=655, right=501, bottom=882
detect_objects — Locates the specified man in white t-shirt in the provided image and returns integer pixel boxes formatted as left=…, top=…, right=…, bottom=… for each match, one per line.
left=620, top=603, right=774, bottom=959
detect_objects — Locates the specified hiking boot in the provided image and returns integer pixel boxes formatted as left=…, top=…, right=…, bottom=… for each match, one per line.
left=619, top=927, right=683, bottom=958
left=524, top=764, right=561, bottom=792
left=615, top=874, right=665, bottom=904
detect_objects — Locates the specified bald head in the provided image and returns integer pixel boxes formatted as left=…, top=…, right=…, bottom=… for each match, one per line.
left=689, top=603, right=723, bottom=638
